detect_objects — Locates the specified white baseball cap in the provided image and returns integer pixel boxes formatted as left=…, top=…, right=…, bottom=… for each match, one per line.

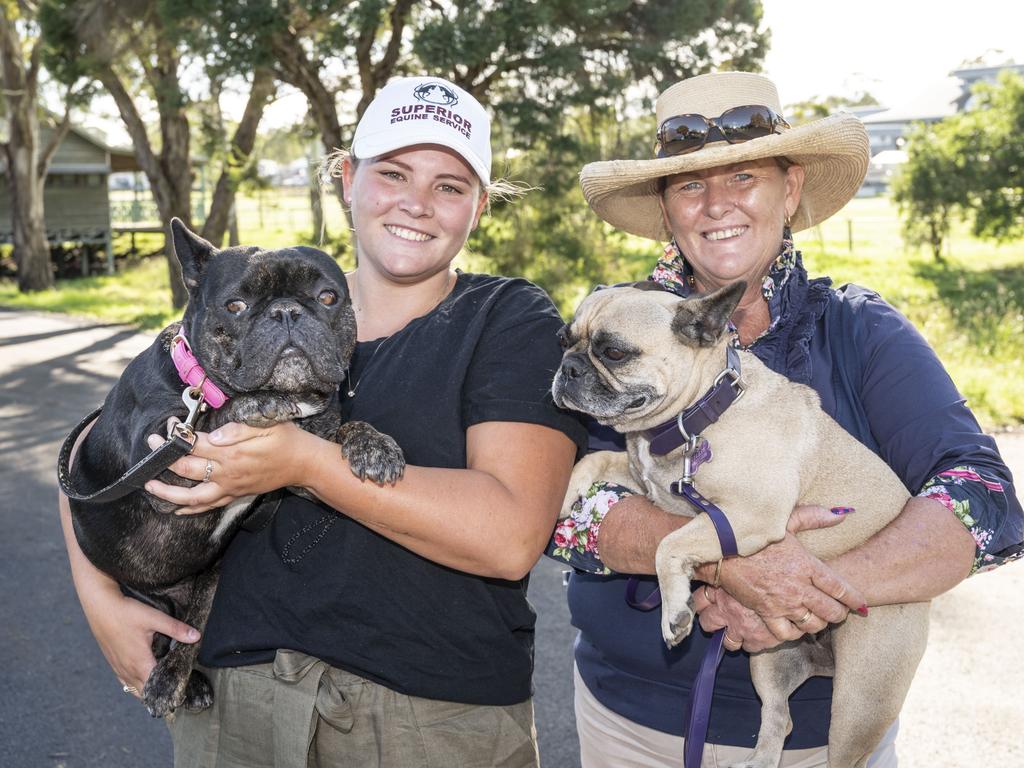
left=352, top=76, right=492, bottom=185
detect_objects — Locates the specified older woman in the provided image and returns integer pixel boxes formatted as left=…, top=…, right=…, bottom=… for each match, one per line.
left=548, top=72, right=1023, bottom=767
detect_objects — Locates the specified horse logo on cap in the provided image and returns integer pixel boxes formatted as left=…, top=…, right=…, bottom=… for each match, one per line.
left=414, top=82, right=459, bottom=107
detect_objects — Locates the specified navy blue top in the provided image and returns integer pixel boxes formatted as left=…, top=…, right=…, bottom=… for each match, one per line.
left=566, top=264, right=1023, bottom=747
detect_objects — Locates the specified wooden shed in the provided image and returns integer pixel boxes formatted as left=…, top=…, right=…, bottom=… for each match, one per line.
left=0, top=122, right=139, bottom=274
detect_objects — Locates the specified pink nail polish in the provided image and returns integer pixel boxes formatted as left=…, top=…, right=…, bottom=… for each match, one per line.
left=830, top=506, right=856, bottom=515
left=857, top=605, right=869, bottom=616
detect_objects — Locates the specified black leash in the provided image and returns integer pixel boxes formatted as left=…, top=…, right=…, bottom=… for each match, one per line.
left=57, top=388, right=207, bottom=504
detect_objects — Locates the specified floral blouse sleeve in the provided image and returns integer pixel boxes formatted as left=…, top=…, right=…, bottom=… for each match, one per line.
left=545, top=481, right=636, bottom=575
left=918, top=466, right=1023, bottom=574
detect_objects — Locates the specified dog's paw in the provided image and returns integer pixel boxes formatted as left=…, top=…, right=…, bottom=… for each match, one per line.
left=338, top=421, right=406, bottom=485
left=182, top=670, right=214, bottom=712
left=143, top=666, right=184, bottom=718
left=661, top=604, right=695, bottom=648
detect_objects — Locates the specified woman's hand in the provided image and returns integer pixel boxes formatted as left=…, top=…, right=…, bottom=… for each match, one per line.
left=144, top=419, right=317, bottom=514
left=691, top=585, right=781, bottom=652
left=82, top=578, right=201, bottom=698
left=693, top=505, right=868, bottom=651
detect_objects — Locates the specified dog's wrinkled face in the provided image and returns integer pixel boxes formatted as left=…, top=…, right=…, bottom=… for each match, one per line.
left=171, top=219, right=355, bottom=396
left=552, top=283, right=745, bottom=431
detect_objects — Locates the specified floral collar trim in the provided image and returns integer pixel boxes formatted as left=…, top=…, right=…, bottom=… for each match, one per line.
left=648, top=228, right=799, bottom=348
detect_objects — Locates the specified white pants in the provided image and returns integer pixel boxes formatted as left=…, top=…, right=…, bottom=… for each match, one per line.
left=573, top=665, right=898, bottom=768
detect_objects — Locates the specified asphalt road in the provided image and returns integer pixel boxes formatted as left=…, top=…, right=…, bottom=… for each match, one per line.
left=1, top=309, right=1021, bottom=768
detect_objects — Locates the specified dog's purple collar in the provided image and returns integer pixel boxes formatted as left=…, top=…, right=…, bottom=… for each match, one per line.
left=170, top=332, right=228, bottom=409
left=643, top=345, right=744, bottom=456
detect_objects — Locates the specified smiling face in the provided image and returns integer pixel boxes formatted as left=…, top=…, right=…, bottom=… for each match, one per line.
left=342, top=144, right=488, bottom=284
left=658, top=158, right=805, bottom=293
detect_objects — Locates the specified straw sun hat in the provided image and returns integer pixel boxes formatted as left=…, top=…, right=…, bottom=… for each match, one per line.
left=580, top=72, right=870, bottom=241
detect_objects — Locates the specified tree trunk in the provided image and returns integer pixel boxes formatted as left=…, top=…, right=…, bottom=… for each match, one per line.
left=228, top=200, right=239, bottom=247
left=7, top=148, right=52, bottom=291
left=0, top=17, right=53, bottom=291
left=98, top=56, right=192, bottom=308
left=310, top=164, right=325, bottom=241
left=201, top=68, right=276, bottom=247
left=271, top=34, right=346, bottom=204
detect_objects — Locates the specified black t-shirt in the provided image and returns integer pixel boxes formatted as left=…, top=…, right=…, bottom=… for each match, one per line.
left=199, top=272, right=587, bottom=705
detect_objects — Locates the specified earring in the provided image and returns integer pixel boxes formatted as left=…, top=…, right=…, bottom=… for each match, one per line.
left=784, top=212, right=792, bottom=228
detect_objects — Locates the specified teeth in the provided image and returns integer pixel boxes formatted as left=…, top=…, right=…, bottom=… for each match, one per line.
left=704, top=226, right=746, bottom=241
left=386, top=225, right=433, bottom=242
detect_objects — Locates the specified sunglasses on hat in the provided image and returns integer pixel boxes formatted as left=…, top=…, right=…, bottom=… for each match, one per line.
left=655, top=104, right=790, bottom=158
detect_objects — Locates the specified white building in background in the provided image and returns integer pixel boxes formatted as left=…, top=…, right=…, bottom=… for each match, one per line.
left=857, top=62, right=1024, bottom=194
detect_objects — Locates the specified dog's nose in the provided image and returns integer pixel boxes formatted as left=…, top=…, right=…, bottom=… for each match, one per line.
left=562, top=354, right=586, bottom=380
left=269, top=300, right=303, bottom=326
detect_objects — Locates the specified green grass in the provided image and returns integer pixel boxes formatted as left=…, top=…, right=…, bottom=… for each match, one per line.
left=0, top=257, right=180, bottom=330
left=2, top=194, right=1022, bottom=429
left=798, top=197, right=1024, bottom=430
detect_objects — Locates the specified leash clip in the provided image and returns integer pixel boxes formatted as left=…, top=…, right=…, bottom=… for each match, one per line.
left=679, top=434, right=702, bottom=485
left=172, top=387, right=208, bottom=446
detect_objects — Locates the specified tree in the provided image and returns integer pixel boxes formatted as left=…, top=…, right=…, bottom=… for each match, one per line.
left=893, top=71, right=1024, bottom=259
left=961, top=72, right=1024, bottom=242
left=0, top=0, right=78, bottom=292
left=41, top=0, right=276, bottom=306
left=785, top=91, right=879, bottom=125
left=890, top=122, right=967, bottom=261
left=186, top=0, right=768, bottom=203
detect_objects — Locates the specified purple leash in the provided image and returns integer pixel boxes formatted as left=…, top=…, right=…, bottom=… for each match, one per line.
left=622, top=484, right=738, bottom=767
left=621, top=346, right=745, bottom=767
left=672, top=482, right=739, bottom=768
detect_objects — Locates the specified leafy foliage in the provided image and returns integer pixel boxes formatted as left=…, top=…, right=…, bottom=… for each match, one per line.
left=893, top=71, right=1024, bottom=259
left=785, top=91, right=879, bottom=125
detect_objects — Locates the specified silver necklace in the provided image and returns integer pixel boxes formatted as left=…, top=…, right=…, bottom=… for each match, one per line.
left=344, top=271, right=454, bottom=398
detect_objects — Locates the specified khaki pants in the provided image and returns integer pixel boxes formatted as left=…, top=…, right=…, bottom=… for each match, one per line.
left=573, top=665, right=898, bottom=768
left=169, top=650, right=539, bottom=768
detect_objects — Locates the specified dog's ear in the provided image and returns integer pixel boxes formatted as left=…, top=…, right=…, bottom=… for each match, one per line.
left=171, top=218, right=218, bottom=291
left=671, top=281, right=747, bottom=347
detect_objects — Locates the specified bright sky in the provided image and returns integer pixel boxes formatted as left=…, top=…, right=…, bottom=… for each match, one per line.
left=760, top=0, right=1024, bottom=108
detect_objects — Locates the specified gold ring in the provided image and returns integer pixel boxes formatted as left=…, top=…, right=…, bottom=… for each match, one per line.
left=122, top=683, right=138, bottom=695
left=202, top=458, right=214, bottom=483
left=795, top=609, right=813, bottom=626
left=724, top=633, right=740, bottom=647
left=702, top=584, right=716, bottom=603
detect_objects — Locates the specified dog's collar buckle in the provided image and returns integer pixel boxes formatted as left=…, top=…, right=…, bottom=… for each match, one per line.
left=170, top=333, right=229, bottom=409
left=644, top=346, right=746, bottom=457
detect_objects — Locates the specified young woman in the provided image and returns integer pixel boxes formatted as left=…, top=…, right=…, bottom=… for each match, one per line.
left=60, top=76, right=586, bottom=767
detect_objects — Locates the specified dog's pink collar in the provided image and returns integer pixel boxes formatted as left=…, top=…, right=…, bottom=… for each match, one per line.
left=170, top=332, right=228, bottom=408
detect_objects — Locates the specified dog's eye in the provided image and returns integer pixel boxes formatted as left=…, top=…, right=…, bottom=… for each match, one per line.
left=318, top=290, right=338, bottom=306
left=226, top=299, right=248, bottom=314
left=603, top=347, right=626, bottom=361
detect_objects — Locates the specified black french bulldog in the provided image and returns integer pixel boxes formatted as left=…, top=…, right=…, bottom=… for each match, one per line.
left=63, top=219, right=404, bottom=717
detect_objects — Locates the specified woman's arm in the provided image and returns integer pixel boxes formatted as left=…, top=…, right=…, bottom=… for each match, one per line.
left=59, top=428, right=201, bottom=696
left=146, top=419, right=579, bottom=581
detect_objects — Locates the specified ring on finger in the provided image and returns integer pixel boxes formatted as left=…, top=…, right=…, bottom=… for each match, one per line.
left=794, top=609, right=813, bottom=626
left=122, top=683, right=138, bottom=695
left=202, top=458, right=214, bottom=483
left=702, top=584, right=716, bottom=604
left=723, top=632, right=740, bottom=647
